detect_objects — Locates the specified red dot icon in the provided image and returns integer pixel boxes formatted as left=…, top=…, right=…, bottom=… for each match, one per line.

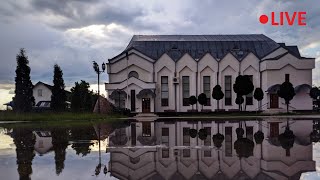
left=259, top=15, right=268, bottom=24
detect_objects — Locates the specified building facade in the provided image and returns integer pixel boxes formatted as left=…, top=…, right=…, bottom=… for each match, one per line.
left=105, top=35, right=315, bottom=113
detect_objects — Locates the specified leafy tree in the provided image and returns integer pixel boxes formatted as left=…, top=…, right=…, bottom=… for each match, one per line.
left=278, top=81, right=296, bottom=113
left=14, top=49, right=35, bottom=112
left=212, top=85, right=224, bottom=110
left=253, top=88, right=264, bottom=111
left=71, top=80, right=97, bottom=112
left=310, top=87, right=320, bottom=99
left=233, top=75, right=254, bottom=111
left=51, top=64, right=67, bottom=111
left=198, top=93, right=207, bottom=110
left=189, top=96, right=197, bottom=110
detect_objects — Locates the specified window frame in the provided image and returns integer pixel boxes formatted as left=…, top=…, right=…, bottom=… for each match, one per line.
left=182, top=76, right=190, bottom=106
left=203, top=76, right=211, bottom=106
left=225, top=76, right=232, bottom=106
left=161, top=76, right=169, bottom=107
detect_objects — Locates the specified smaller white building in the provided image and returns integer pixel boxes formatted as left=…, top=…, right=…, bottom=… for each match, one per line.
left=32, top=81, right=70, bottom=106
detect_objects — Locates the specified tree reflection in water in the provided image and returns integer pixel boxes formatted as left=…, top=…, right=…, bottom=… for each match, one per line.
left=12, top=127, right=36, bottom=180
left=51, top=127, right=69, bottom=175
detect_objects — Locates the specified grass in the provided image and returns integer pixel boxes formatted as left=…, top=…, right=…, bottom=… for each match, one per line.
left=0, top=111, right=125, bottom=122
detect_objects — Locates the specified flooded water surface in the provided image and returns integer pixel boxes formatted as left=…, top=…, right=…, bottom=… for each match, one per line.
left=0, top=118, right=320, bottom=180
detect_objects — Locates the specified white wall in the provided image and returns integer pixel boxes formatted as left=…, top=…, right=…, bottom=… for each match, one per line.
left=33, top=84, right=52, bottom=104
left=106, top=48, right=315, bottom=112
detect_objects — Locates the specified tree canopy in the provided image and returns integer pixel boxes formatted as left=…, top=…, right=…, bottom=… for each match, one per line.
left=233, top=75, right=254, bottom=96
left=14, top=48, right=35, bottom=112
left=310, top=87, right=320, bottom=100
left=198, top=93, right=207, bottom=109
left=254, top=87, right=264, bottom=110
left=189, top=96, right=197, bottom=110
left=253, top=88, right=264, bottom=101
left=70, top=80, right=98, bottom=112
left=278, top=81, right=296, bottom=113
left=212, top=85, right=224, bottom=110
left=233, top=75, right=254, bottom=111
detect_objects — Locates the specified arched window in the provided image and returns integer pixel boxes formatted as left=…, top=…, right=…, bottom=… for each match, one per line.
left=128, top=71, right=139, bottom=79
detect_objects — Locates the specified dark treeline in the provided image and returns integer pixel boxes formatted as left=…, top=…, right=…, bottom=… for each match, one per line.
left=13, top=48, right=98, bottom=113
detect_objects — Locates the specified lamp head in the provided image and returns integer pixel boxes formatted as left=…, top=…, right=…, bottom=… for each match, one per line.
left=92, top=61, right=99, bottom=73
left=102, top=62, right=106, bottom=72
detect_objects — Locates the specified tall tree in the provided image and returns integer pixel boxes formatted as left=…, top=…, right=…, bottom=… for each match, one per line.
left=212, top=85, right=224, bottom=110
left=278, top=81, right=296, bottom=113
left=14, top=49, right=35, bottom=112
left=51, top=64, right=66, bottom=111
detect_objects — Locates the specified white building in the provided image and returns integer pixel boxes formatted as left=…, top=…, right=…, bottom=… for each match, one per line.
left=108, top=118, right=315, bottom=179
left=105, top=35, right=315, bottom=113
left=33, top=81, right=70, bottom=106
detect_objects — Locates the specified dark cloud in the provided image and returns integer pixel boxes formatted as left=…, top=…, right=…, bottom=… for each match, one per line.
left=0, top=0, right=319, bottom=109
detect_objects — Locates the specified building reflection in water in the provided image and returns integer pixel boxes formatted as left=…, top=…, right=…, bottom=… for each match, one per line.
left=108, top=118, right=316, bottom=180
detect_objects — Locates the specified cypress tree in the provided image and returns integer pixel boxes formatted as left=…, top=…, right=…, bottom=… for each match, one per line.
left=51, top=64, right=66, bottom=111
left=14, top=48, right=35, bottom=112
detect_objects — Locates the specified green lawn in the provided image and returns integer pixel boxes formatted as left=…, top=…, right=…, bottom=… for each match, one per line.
left=0, top=111, right=125, bottom=122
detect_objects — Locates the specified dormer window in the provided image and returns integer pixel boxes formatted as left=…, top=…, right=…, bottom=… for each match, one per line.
left=128, top=71, right=139, bottom=79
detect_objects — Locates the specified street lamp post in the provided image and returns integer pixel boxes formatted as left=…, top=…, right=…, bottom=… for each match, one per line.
left=92, top=61, right=106, bottom=113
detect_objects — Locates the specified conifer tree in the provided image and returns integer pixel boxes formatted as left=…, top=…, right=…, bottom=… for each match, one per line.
left=14, top=48, right=35, bottom=112
left=51, top=64, right=66, bottom=111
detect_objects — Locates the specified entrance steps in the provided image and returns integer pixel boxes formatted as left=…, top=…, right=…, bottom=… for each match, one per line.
left=133, top=113, right=158, bottom=121
left=262, top=108, right=288, bottom=114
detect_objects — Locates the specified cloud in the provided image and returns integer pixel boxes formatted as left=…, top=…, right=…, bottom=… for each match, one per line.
left=0, top=0, right=319, bottom=109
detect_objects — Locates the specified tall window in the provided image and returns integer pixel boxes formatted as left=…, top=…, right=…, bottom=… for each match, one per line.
left=182, top=76, right=190, bottom=106
left=225, top=127, right=232, bottom=157
left=131, top=90, right=136, bottom=111
left=225, top=76, right=232, bottom=105
left=142, top=122, right=151, bottom=137
left=285, top=74, right=290, bottom=82
left=246, top=75, right=253, bottom=105
left=161, top=76, right=169, bottom=106
left=38, top=89, right=42, bottom=97
left=203, top=76, right=211, bottom=106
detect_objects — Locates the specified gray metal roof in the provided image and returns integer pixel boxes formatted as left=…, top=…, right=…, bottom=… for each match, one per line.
left=123, top=34, right=281, bottom=61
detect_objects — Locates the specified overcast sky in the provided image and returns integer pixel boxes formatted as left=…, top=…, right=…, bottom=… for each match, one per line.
left=0, top=0, right=319, bottom=109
